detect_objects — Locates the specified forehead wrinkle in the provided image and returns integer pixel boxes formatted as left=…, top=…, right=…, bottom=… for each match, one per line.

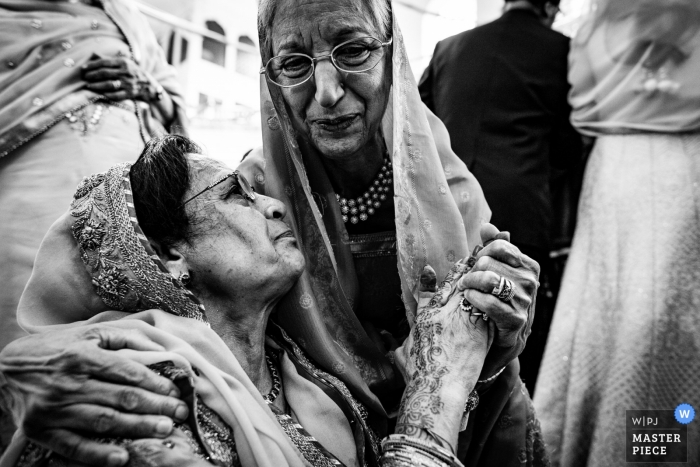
left=272, top=0, right=377, bottom=53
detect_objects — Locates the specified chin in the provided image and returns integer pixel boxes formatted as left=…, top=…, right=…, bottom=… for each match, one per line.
left=310, top=134, right=366, bottom=160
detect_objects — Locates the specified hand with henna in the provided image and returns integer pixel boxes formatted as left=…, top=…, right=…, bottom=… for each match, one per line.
left=394, top=263, right=493, bottom=450
left=0, top=325, right=189, bottom=467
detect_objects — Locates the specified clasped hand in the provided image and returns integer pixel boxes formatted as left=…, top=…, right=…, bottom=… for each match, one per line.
left=82, top=56, right=157, bottom=102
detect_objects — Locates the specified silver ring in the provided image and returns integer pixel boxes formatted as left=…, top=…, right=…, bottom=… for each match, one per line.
left=162, top=440, right=174, bottom=449
left=491, top=276, right=506, bottom=296
left=460, top=295, right=473, bottom=313
left=112, top=79, right=121, bottom=90
left=496, top=278, right=516, bottom=302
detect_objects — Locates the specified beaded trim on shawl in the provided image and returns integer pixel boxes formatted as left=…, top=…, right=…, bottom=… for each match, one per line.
left=69, top=163, right=206, bottom=322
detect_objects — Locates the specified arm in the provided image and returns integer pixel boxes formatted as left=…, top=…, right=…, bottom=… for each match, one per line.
left=0, top=325, right=189, bottom=467
left=392, top=264, right=491, bottom=457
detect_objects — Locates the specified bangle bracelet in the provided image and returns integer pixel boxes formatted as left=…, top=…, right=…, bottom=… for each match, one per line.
left=477, top=365, right=506, bottom=384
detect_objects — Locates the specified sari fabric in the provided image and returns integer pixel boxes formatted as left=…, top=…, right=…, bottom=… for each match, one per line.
left=240, top=11, right=547, bottom=467
left=0, top=0, right=187, bottom=158
left=2, top=163, right=365, bottom=467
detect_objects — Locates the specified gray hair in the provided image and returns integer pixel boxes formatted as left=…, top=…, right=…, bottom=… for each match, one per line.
left=257, top=0, right=392, bottom=60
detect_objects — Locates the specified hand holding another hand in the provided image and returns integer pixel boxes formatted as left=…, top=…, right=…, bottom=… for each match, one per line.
left=457, top=223, right=540, bottom=381
left=394, top=263, right=492, bottom=448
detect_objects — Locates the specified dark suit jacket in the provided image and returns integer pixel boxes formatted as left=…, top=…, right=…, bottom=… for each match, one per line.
left=419, top=9, right=582, bottom=252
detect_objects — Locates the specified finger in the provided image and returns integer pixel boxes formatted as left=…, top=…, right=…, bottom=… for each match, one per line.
left=418, top=265, right=438, bottom=293
left=85, top=80, right=124, bottom=92
left=456, top=270, right=502, bottom=294
left=83, top=68, right=124, bottom=82
left=80, top=348, right=180, bottom=397
left=479, top=223, right=501, bottom=245
left=493, top=231, right=510, bottom=243
left=464, top=290, right=525, bottom=344
left=102, top=91, right=131, bottom=101
left=82, top=58, right=126, bottom=71
left=75, top=379, right=188, bottom=422
left=86, top=326, right=166, bottom=353
left=476, top=240, right=525, bottom=269
left=38, top=428, right=129, bottom=467
left=50, top=404, right=175, bottom=439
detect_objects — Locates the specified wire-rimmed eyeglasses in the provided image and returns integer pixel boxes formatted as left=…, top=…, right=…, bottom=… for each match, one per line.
left=180, top=171, right=256, bottom=207
left=260, top=36, right=393, bottom=88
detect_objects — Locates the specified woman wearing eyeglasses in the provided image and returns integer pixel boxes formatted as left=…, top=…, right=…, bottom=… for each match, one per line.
left=239, top=0, right=545, bottom=465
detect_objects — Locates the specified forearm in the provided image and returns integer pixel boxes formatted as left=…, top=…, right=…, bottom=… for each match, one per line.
left=396, top=364, right=481, bottom=449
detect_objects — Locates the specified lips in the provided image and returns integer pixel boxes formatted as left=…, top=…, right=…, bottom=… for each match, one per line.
left=312, top=114, right=359, bottom=132
left=274, top=229, right=296, bottom=242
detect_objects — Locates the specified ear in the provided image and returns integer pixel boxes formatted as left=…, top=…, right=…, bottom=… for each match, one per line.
left=149, top=239, right=189, bottom=280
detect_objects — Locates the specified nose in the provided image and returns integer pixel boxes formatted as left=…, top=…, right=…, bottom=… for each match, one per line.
left=314, top=60, right=344, bottom=108
left=256, top=194, right=288, bottom=220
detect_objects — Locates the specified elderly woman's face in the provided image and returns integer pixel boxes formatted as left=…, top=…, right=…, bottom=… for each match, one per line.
left=180, top=156, right=305, bottom=304
left=271, top=0, right=391, bottom=160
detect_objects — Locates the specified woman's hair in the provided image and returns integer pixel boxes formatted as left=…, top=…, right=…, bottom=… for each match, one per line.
left=130, top=135, right=202, bottom=250
left=257, top=0, right=392, bottom=59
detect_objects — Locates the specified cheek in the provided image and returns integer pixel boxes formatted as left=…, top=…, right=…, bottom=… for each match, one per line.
left=281, top=88, right=313, bottom=134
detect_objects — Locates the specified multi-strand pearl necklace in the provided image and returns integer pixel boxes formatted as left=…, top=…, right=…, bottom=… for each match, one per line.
left=336, top=158, right=393, bottom=224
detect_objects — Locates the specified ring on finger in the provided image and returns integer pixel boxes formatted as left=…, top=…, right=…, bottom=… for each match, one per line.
left=112, top=79, right=122, bottom=90
left=460, top=295, right=473, bottom=313
left=162, top=440, right=174, bottom=449
left=496, top=278, right=516, bottom=302
left=491, top=276, right=506, bottom=297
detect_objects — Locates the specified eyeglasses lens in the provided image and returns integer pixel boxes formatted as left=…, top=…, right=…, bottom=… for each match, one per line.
left=265, top=37, right=386, bottom=87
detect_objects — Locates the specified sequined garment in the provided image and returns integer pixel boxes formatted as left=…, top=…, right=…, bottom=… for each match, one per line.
left=535, top=134, right=700, bottom=466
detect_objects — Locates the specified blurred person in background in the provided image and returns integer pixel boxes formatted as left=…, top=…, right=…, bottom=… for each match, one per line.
left=418, top=0, right=583, bottom=394
left=534, top=0, right=700, bottom=465
left=0, top=0, right=186, bottom=449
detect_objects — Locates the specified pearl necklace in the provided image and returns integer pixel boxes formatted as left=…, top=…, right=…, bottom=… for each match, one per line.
left=336, top=158, right=393, bottom=224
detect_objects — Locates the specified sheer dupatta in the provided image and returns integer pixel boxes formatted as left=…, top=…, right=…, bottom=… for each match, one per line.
left=239, top=11, right=491, bottom=415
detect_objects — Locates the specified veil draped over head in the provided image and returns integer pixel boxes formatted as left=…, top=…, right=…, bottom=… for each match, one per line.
left=239, top=9, right=491, bottom=414
left=569, top=0, right=700, bottom=134
left=3, top=163, right=337, bottom=467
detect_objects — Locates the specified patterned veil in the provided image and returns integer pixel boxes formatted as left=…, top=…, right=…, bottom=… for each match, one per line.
left=238, top=10, right=492, bottom=414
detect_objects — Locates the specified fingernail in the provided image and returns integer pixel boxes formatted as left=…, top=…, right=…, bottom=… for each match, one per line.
left=167, top=387, right=181, bottom=398
left=155, top=419, right=173, bottom=436
left=107, top=451, right=128, bottom=467
left=174, top=404, right=188, bottom=421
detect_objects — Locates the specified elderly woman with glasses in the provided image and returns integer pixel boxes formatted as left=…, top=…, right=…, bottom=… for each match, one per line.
left=237, top=0, right=544, bottom=465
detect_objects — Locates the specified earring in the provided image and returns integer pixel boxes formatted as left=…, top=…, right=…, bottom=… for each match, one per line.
left=179, top=272, right=191, bottom=285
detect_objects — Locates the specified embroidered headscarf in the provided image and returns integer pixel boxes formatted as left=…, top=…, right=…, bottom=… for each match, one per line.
left=11, top=162, right=358, bottom=467
left=69, top=163, right=206, bottom=321
left=239, top=7, right=492, bottom=412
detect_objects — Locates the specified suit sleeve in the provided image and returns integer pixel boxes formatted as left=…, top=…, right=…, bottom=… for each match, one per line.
left=549, top=39, right=582, bottom=170
left=418, top=43, right=440, bottom=113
